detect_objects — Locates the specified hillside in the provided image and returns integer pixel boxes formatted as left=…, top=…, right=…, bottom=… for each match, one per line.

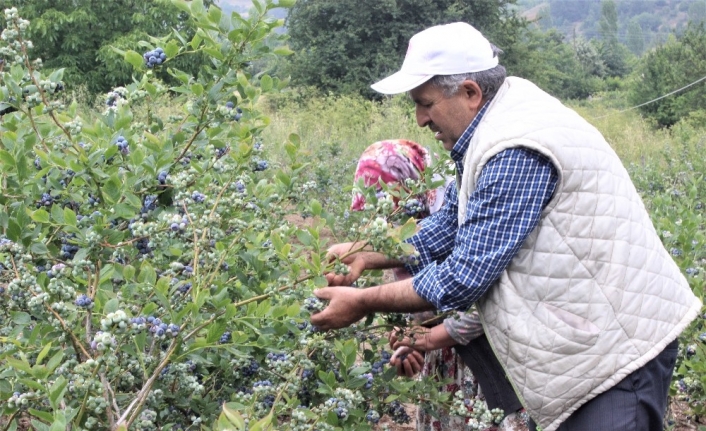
left=216, top=0, right=288, bottom=20
left=518, top=0, right=706, bottom=49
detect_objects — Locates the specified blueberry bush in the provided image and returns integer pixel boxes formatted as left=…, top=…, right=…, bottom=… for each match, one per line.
left=2, top=1, right=704, bottom=430
left=0, top=1, right=465, bottom=430
left=627, top=124, right=706, bottom=427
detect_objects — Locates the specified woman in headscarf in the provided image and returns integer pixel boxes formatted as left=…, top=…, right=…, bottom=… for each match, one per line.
left=350, top=139, right=529, bottom=431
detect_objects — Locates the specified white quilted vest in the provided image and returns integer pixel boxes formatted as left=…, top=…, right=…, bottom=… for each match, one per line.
left=457, top=77, right=702, bottom=431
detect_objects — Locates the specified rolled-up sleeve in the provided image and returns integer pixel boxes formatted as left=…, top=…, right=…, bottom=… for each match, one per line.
left=443, top=311, right=484, bottom=346
left=411, top=148, right=558, bottom=311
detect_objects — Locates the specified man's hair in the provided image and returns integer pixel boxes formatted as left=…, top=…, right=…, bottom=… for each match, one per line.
left=428, top=44, right=506, bottom=100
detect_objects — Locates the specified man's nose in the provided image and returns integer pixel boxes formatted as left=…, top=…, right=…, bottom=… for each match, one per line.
left=415, top=107, right=430, bottom=127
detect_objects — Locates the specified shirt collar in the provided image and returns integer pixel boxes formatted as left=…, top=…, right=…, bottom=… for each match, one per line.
left=450, top=99, right=492, bottom=175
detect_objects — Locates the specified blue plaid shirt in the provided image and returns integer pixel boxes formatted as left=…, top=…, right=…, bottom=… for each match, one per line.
left=405, top=103, right=559, bottom=311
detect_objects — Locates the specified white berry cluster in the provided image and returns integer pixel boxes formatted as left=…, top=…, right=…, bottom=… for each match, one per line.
left=0, top=8, right=30, bottom=64
left=450, top=390, right=505, bottom=429
left=100, top=310, right=130, bottom=332
left=91, top=331, right=117, bottom=352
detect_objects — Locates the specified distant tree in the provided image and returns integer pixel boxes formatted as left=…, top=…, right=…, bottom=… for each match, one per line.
left=0, top=0, right=214, bottom=94
left=285, top=0, right=528, bottom=98
left=629, top=23, right=706, bottom=127
left=626, top=18, right=645, bottom=55
left=596, top=0, right=632, bottom=77
left=599, top=0, right=619, bottom=44
left=513, top=29, right=603, bottom=99
left=689, top=0, right=706, bottom=26
left=548, top=0, right=597, bottom=23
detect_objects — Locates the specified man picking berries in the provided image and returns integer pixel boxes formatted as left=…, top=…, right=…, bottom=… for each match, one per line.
left=311, top=22, right=702, bottom=431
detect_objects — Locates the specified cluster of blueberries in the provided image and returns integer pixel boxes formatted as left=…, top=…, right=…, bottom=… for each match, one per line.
left=143, top=47, right=167, bottom=68
left=215, top=145, right=230, bottom=159
left=254, top=160, right=269, bottom=172
left=176, top=282, right=192, bottom=294
left=74, top=294, right=94, bottom=309
left=169, top=215, right=189, bottom=232
left=265, top=352, right=288, bottom=362
left=219, top=331, right=231, bottom=344
left=365, top=409, right=381, bottom=424
left=36, top=192, right=54, bottom=208
left=157, top=171, right=168, bottom=185
left=370, top=350, right=391, bottom=375
left=387, top=400, right=411, bottom=424
left=129, top=315, right=180, bottom=338
left=240, top=358, right=260, bottom=377
left=402, top=198, right=424, bottom=216
left=326, top=397, right=349, bottom=419
left=115, top=136, right=129, bottom=155
left=303, top=296, right=326, bottom=313
left=191, top=191, right=206, bottom=203
left=60, top=236, right=80, bottom=260
left=225, top=101, right=243, bottom=121
left=135, top=237, right=152, bottom=256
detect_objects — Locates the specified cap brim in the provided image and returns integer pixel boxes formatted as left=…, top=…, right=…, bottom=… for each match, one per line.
left=371, top=72, right=434, bottom=95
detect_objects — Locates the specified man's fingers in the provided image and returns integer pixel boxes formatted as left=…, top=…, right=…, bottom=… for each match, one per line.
left=313, top=288, right=331, bottom=300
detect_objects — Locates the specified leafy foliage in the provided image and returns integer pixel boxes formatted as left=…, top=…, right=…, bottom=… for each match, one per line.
left=628, top=23, right=706, bottom=127
left=284, top=0, right=528, bottom=99
left=0, top=2, right=472, bottom=430
left=0, top=0, right=215, bottom=94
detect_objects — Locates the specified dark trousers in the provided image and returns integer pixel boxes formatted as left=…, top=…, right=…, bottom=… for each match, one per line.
left=457, top=336, right=678, bottom=431
left=528, top=339, right=679, bottom=431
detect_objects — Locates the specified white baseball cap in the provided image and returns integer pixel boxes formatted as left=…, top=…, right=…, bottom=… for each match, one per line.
left=371, top=22, right=499, bottom=95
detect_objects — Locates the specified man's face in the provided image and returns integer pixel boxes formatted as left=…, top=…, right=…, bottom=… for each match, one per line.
left=409, top=80, right=483, bottom=151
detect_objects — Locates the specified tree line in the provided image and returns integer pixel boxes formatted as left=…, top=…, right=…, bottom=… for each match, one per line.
left=2, top=0, right=705, bottom=127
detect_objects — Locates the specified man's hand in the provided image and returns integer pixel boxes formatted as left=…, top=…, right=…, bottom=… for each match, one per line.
left=389, top=325, right=437, bottom=352
left=325, top=242, right=366, bottom=286
left=310, top=287, right=368, bottom=330
left=389, top=346, right=424, bottom=377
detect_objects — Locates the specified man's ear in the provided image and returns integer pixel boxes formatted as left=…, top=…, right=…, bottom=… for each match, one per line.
left=461, top=79, right=484, bottom=111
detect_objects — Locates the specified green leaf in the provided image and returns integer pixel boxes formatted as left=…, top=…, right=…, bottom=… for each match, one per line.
left=208, top=4, right=222, bottom=25
left=104, top=298, right=119, bottom=314
left=48, top=411, right=66, bottom=431
left=30, top=242, right=49, bottom=255
left=309, top=199, right=322, bottom=217
left=51, top=204, right=65, bottom=224
left=398, top=217, right=418, bottom=241
left=6, top=357, right=31, bottom=373
left=125, top=50, right=144, bottom=70
left=123, top=265, right=136, bottom=282
left=190, top=0, right=205, bottom=15
left=222, top=403, right=246, bottom=428
left=165, top=40, right=180, bottom=59
left=63, top=207, right=77, bottom=226
left=172, top=0, right=191, bottom=13
left=35, top=342, right=52, bottom=365
left=46, top=350, right=64, bottom=373
left=156, top=277, right=170, bottom=295
left=273, top=46, right=294, bottom=56
left=260, top=74, right=273, bottom=92
left=138, top=262, right=157, bottom=285
left=6, top=219, right=21, bottom=242
left=11, top=312, right=31, bottom=325
left=48, top=376, right=68, bottom=410
left=191, top=83, right=204, bottom=96
left=28, top=409, right=53, bottom=424
left=31, top=209, right=50, bottom=224
left=103, top=175, right=122, bottom=204
left=0, top=149, right=15, bottom=168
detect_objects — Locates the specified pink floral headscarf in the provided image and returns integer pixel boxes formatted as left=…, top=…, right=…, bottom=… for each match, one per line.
left=351, top=139, right=441, bottom=215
